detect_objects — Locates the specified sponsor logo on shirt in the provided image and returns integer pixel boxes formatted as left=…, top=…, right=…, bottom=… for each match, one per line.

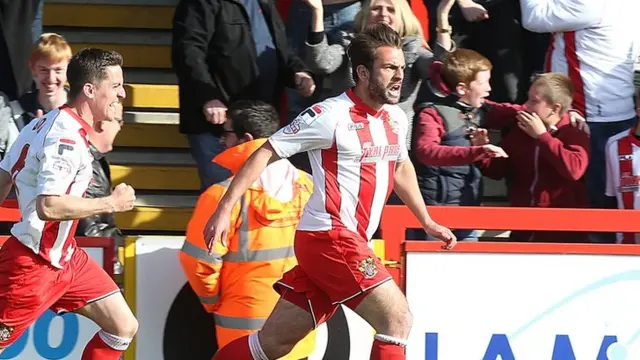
left=52, top=156, right=73, bottom=175
left=348, top=123, right=365, bottom=131
left=283, top=105, right=325, bottom=135
left=357, top=143, right=401, bottom=163
left=57, top=139, right=76, bottom=155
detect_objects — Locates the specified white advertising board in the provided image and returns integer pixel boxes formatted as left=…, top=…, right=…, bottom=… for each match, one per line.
left=131, top=236, right=374, bottom=360
left=405, top=249, right=640, bottom=360
left=1, top=247, right=105, bottom=360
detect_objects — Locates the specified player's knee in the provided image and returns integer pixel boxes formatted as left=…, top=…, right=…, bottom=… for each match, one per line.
left=394, top=308, right=413, bottom=338
left=112, top=315, right=138, bottom=338
left=258, top=330, right=300, bottom=359
left=380, top=306, right=413, bottom=339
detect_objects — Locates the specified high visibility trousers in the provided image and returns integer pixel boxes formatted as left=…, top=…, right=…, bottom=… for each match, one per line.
left=216, top=325, right=317, bottom=359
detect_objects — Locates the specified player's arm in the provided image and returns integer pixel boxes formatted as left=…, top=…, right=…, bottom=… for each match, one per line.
left=392, top=108, right=457, bottom=248
left=36, top=192, right=125, bottom=221
left=35, top=136, right=134, bottom=221
left=393, top=159, right=456, bottom=248
left=393, top=160, right=436, bottom=229
left=215, top=143, right=281, bottom=214
left=204, top=104, right=334, bottom=249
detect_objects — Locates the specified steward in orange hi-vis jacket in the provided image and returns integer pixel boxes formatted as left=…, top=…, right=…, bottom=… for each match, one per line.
left=180, top=138, right=316, bottom=358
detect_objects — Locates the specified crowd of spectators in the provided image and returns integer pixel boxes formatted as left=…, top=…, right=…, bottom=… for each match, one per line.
left=171, top=0, right=640, bottom=243
left=0, top=0, right=639, bottom=244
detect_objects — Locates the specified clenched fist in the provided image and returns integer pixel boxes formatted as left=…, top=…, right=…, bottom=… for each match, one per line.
left=425, top=221, right=457, bottom=250
left=109, top=183, right=136, bottom=212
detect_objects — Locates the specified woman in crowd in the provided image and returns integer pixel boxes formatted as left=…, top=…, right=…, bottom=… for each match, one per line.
left=303, top=0, right=455, bottom=148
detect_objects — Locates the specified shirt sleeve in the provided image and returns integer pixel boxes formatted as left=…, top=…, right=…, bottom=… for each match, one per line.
left=520, top=0, right=604, bottom=33
left=268, top=104, right=335, bottom=158
left=36, top=133, right=85, bottom=196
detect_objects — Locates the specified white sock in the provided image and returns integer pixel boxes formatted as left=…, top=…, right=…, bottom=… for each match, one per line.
left=375, top=333, right=408, bottom=347
left=248, top=332, right=269, bottom=360
left=98, top=330, right=132, bottom=351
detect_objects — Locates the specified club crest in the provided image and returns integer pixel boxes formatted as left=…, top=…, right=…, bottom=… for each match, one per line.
left=0, top=322, right=14, bottom=342
left=357, top=256, right=378, bottom=279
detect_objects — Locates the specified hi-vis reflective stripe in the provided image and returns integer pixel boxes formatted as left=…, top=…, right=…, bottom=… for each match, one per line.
left=222, top=196, right=295, bottom=263
left=199, top=294, right=219, bottom=305
left=214, top=314, right=266, bottom=330
left=181, top=241, right=223, bottom=264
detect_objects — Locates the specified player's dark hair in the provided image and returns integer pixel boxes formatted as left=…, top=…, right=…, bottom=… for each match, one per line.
left=67, top=48, right=123, bottom=100
left=348, top=23, right=403, bottom=83
left=227, top=100, right=281, bottom=139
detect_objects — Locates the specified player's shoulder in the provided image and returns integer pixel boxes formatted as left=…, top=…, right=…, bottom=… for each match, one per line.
left=284, top=94, right=348, bottom=133
left=44, top=108, right=89, bottom=143
left=314, top=94, right=353, bottom=117
left=384, top=104, right=408, bottom=124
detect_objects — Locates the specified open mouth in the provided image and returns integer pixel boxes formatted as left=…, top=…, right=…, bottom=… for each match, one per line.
left=42, top=83, right=57, bottom=91
left=389, top=84, right=401, bottom=93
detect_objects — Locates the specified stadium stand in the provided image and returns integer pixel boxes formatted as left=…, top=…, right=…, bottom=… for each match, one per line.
left=43, top=0, right=508, bottom=237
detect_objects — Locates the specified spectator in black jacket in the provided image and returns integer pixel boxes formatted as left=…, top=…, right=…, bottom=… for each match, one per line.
left=0, top=0, right=39, bottom=102
left=172, top=0, right=316, bottom=192
left=78, top=102, right=125, bottom=275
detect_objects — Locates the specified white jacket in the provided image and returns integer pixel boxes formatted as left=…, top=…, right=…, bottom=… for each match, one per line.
left=521, top=0, right=640, bottom=123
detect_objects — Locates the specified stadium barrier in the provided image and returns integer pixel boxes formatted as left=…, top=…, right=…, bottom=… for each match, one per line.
left=0, top=236, right=114, bottom=360
left=122, top=235, right=381, bottom=360
left=384, top=206, right=640, bottom=359
left=380, top=205, right=640, bottom=288
left=3, top=201, right=640, bottom=359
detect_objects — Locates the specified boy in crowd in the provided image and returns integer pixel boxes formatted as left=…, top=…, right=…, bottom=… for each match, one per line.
left=477, top=73, right=589, bottom=242
left=411, top=49, right=586, bottom=241
left=0, top=33, right=71, bottom=158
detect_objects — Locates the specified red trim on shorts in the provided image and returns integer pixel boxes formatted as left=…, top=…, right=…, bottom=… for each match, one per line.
left=351, top=107, right=376, bottom=240
left=332, top=277, right=393, bottom=306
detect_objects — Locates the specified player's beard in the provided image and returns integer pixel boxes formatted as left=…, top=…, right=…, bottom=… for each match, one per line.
left=368, top=77, right=399, bottom=105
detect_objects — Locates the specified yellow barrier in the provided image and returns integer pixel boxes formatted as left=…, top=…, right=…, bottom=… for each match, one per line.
left=44, top=3, right=174, bottom=29
left=123, top=84, right=178, bottom=109
left=110, top=165, right=199, bottom=191
left=115, top=123, right=188, bottom=149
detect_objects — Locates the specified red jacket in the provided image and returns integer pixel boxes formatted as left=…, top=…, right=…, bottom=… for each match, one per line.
left=413, top=62, right=525, bottom=166
left=478, top=104, right=590, bottom=242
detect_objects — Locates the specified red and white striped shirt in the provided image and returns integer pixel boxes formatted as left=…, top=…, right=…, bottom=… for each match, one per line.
left=0, top=106, right=93, bottom=268
left=269, top=90, right=408, bottom=241
left=605, top=128, right=640, bottom=244
left=521, top=0, right=640, bottom=123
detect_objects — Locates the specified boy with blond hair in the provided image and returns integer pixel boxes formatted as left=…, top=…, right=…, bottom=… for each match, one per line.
left=0, top=33, right=72, bottom=157
left=411, top=50, right=587, bottom=241
left=477, top=73, right=590, bottom=242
